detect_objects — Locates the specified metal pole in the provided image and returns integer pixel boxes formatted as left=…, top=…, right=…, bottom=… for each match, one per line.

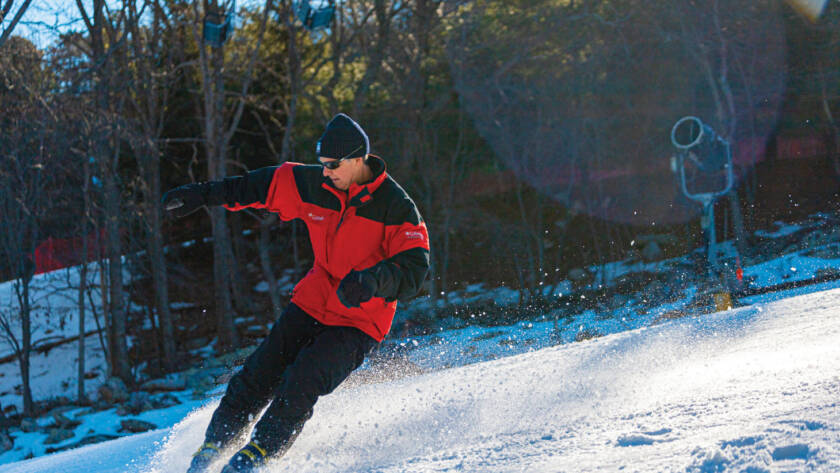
left=705, top=199, right=716, bottom=272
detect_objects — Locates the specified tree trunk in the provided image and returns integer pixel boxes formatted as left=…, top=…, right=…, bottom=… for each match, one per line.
left=88, top=264, right=109, bottom=362
left=147, top=158, right=177, bottom=371
left=439, top=208, right=452, bottom=302
left=206, top=40, right=240, bottom=350
left=97, top=251, right=112, bottom=377
left=82, top=0, right=130, bottom=383
left=102, top=123, right=130, bottom=382
left=194, top=0, right=273, bottom=350
left=78, top=153, right=92, bottom=402
left=352, top=0, right=391, bottom=115
left=281, top=6, right=300, bottom=163
left=210, top=208, right=239, bottom=349
left=229, top=212, right=256, bottom=315
left=77, top=260, right=87, bottom=403
left=258, top=216, right=283, bottom=320
left=77, top=222, right=88, bottom=403
left=104, top=172, right=131, bottom=382
left=19, top=279, right=33, bottom=417
left=513, top=178, right=542, bottom=297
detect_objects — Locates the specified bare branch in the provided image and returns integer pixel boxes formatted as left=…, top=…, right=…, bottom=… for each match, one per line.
left=74, top=0, right=94, bottom=34
left=0, top=0, right=33, bottom=47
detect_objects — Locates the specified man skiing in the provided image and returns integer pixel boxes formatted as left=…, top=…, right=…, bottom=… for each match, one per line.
left=162, top=113, right=430, bottom=473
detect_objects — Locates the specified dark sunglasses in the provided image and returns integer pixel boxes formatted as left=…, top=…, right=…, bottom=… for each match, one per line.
left=318, top=144, right=365, bottom=170
left=318, top=157, right=347, bottom=170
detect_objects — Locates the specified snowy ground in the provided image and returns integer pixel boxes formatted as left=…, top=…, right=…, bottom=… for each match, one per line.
left=2, top=218, right=840, bottom=471
left=3, top=217, right=839, bottom=414
left=0, top=284, right=837, bottom=472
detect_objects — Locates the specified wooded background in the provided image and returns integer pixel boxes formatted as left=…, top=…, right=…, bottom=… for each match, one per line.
left=1, top=0, right=839, bottom=416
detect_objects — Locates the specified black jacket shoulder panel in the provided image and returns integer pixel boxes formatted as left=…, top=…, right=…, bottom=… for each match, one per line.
left=292, top=164, right=341, bottom=211
left=382, top=178, right=423, bottom=226
left=354, top=181, right=393, bottom=222
left=354, top=176, right=421, bottom=225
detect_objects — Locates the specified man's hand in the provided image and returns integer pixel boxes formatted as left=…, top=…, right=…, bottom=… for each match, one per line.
left=337, top=270, right=378, bottom=308
left=161, top=183, right=209, bottom=218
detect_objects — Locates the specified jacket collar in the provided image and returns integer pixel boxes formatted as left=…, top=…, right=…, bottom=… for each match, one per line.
left=322, top=155, right=388, bottom=207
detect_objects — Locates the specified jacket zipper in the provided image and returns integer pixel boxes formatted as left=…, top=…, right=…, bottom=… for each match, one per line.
left=327, top=188, right=347, bottom=265
left=334, top=188, right=357, bottom=232
left=323, top=182, right=363, bottom=262
left=335, top=189, right=348, bottom=233
left=336, top=211, right=346, bottom=232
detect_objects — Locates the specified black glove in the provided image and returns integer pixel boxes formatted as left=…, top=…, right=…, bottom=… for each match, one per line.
left=161, top=183, right=210, bottom=218
left=337, top=270, right=378, bottom=308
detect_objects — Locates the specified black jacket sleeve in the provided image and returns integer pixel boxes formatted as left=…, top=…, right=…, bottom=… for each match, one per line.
left=367, top=197, right=431, bottom=302
left=370, top=247, right=430, bottom=302
left=205, top=166, right=280, bottom=207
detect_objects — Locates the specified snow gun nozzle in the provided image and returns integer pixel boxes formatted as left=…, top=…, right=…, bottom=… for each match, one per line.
left=166, top=198, right=184, bottom=211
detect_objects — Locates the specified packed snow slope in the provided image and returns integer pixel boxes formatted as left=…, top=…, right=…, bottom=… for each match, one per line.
left=3, top=287, right=839, bottom=473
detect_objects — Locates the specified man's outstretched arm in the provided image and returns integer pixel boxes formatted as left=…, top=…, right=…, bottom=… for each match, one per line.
left=162, top=164, right=299, bottom=219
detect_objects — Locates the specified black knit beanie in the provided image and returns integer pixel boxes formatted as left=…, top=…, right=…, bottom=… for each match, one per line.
left=316, top=113, right=370, bottom=160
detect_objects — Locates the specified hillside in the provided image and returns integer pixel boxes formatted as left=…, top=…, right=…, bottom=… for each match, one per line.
left=0, top=282, right=838, bottom=472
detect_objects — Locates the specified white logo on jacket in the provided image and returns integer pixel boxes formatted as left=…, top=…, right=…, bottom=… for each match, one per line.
left=308, top=212, right=325, bottom=221
left=404, top=230, right=424, bottom=240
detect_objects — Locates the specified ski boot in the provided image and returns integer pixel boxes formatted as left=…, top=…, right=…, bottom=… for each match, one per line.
left=186, top=442, right=221, bottom=473
left=220, top=441, right=268, bottom=473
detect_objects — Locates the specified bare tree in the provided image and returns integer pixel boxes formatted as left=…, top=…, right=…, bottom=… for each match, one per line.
left=0, top=0, right=32, bottom=47
left=122, top=0, right=182, bottom=371
left=0, top=36, right=57, bottom=415
left=50, top=33, right=117, bottom=384
left=77, top=153, right=92, bottom=402
left=72, top=0, right=133, bottom=382
left=188, top=0, right=273, bottom=350
left=350, top=0, right=402, bottom=115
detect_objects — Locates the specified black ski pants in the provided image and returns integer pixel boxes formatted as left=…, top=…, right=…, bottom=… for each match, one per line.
left=203, top=303, right=378, bottom=458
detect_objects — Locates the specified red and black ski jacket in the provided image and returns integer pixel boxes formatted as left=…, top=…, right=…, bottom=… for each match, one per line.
left=212, top=155, right=430, bottom=341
